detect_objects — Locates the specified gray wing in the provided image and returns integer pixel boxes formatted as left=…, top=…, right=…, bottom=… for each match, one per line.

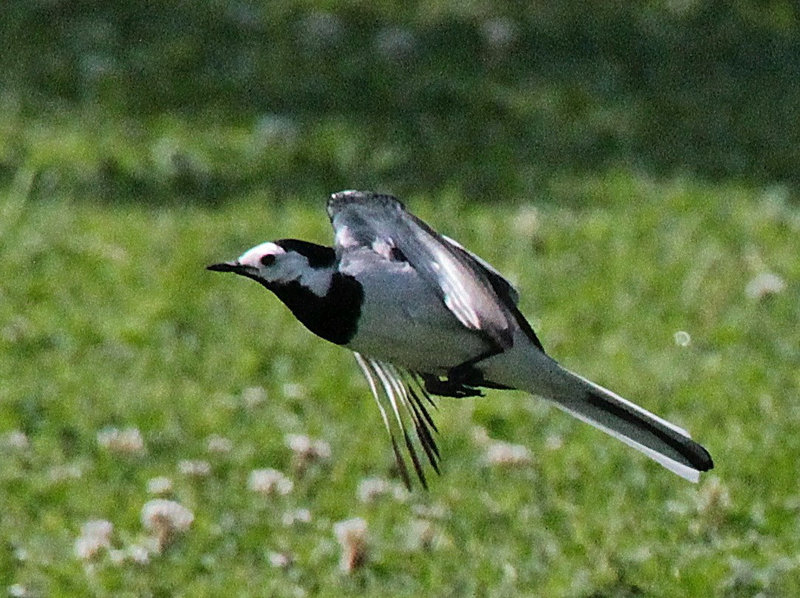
left=441, top=234, right=520, bottom=306
left=328, top=190, right=516, bottom=350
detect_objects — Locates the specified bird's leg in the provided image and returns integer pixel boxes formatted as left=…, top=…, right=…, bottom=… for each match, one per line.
left=421, top=374, right=483, bottom=398
left=422, top=344, right=515, bottom=398
left=446, top=348, right=513, bottom=391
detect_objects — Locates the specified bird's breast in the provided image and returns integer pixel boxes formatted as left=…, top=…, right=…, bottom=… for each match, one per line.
left=268, top=273, right=362, bottom=345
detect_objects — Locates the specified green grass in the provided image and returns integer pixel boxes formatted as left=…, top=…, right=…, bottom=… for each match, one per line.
left=2, top=174, right=799, bottom=596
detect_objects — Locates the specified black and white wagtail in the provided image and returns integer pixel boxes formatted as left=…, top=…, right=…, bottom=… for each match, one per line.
left=208, top=191, right=713, bottom=488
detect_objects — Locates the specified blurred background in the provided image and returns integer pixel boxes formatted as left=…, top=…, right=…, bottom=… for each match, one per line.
left=3, top=0, right=799, bottom=203
left=3, top=2, right=800, bottom=595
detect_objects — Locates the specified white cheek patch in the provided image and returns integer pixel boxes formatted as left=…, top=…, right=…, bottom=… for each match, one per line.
left=235, top=240, right=333, bottom=297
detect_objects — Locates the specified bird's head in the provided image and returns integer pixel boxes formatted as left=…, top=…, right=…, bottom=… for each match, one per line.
left=207, top=239, right=336, bottom=296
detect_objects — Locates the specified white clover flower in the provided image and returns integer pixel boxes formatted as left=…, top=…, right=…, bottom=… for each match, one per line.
left=248, top=468, right=293, bottom=496
left=688, top=477, right=733, bottom=535
left=253, top=115, right=299, bottom=148
left=281, top=508, right=312, bottom=526
left=241, top=386, right=267, bottom=408
left=268, top=551, right=293, bottom=568
left=285, top=433, right=331, bottom=474
left=140, top=499, right=194, bottom=551
left=177, top=459, right=211, bottom=477
left=485, top=440, right=533, bottom=467
left=374, top=27, right=417, bottom=62
left=406, top=518, right=437, bottom=552
left=74, top=519, right=113, bottom=560
left=411, top=502, right=449, bottom=520
left=333, top=517, right=368, bottom=573
left=471, top=425, right=491, bottom=445
left=480, top=17, right=518, bottom=50
left=512, top=205, right=540, bottom=238
left=127, top=544, right=151, bottom=565
left=696, top=477, right=732, bottom=516
left=356, top=477, right=391, bottom=503
left=8, top=584, right=28, bottom=598
left=356, top=477, right=408, bottom=503
left=286, top=433, right=331, bottom=459
left=282, top=382, right=306, bottom=399
left=1, top=430, right=29, bottom=450
left=74, top=535, right=105, bottom=560
left=206, top=434, right=233, bottom=454
left=544, top=434, right=563, bottom=451
left=97, top=427, right=145, bottom=455
left=146, top=476, right=173, bottom=495
left=745, top=271, right=786, bottom=301
left=80, top=519, right=113, bottom=540
left=48, top=463, right=83, bottom=482
left=300, top=11, right=344, bottom=50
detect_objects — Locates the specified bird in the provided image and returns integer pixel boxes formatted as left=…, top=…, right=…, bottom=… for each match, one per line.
left=208, top=190, right=713, bottom=489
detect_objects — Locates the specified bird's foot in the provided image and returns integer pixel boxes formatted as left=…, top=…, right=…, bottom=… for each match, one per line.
left=447, top=361, right=513, bottom=391
left=421, top=374, right=483, bottom=398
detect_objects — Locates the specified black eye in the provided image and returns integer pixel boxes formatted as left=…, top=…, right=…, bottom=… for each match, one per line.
left=260, top=254, right=276, bottom=266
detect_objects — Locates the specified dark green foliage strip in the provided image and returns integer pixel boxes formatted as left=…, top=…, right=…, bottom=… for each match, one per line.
left=2, top=2, right=799, bottom=202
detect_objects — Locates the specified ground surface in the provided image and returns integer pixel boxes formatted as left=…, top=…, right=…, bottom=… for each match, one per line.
left=2, top=175, right=798, bottom=596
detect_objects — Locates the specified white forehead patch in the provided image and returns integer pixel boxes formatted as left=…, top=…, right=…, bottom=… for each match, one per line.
left=238, top=242, right=285, bottom=267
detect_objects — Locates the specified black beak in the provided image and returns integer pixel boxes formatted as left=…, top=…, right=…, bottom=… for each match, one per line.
left=207, top=261, right=244, bottom=273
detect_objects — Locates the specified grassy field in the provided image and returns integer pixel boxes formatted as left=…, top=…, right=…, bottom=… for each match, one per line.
left=2, top=173, right=799, bottom=595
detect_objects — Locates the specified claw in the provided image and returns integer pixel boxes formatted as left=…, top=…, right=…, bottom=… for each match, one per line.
left=421, top=374, right=483, bottom=398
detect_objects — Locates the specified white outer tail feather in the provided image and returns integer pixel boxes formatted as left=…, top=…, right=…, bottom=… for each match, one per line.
left=552, top=372, right=701, bottom=482
left=511, top=354, right=711, bottom=483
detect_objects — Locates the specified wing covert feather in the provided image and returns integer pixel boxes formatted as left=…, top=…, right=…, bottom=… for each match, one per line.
left=328, top=191, right=515, bottom=349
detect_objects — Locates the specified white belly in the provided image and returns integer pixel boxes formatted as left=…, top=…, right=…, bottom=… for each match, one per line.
left=342, top=258, right=490, bottom=373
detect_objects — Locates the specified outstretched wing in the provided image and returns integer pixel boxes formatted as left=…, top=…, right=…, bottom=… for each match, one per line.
left=353, top=353, right=440, bottom=489
left=328, top=190, right=516, bottom=350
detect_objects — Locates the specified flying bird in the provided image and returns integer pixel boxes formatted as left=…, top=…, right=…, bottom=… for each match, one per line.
left=208, top=191, right=713, bottom=488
